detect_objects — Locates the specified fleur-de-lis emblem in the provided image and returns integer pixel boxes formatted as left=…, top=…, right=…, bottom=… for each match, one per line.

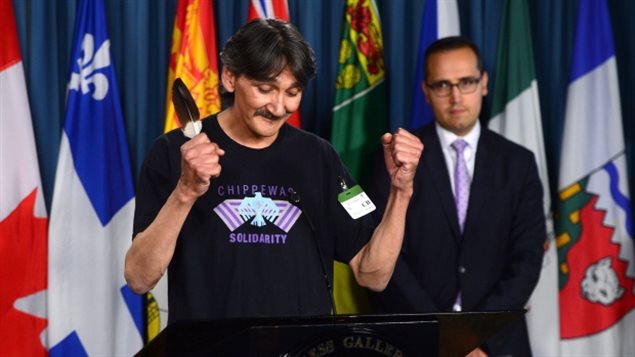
left=68, top=34, right=111, bottom=100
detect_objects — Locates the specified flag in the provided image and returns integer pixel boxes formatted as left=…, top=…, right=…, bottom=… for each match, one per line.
left=330, top=0, right=387, bottom=314
left=487, top=1, right=560, bottom=355
left=47, top=0, right=143, bottom=355
left=246, top=0, right=302, bottom=128
left=557, top=0, right=635, bottom=355
left=152, top=0, right=222, bottom=339
left=164, top=0, right=221, bottom=133
left=408, top=0, right=459, bottom=130
left=0, top=0, right=48, bottom=355
left=247, top=0, right=289, bottom=21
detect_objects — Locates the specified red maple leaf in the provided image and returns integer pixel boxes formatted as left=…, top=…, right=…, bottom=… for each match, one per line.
left=0, top=189, right=48, bottom=356
left=560, top=195, right=635, bottom=338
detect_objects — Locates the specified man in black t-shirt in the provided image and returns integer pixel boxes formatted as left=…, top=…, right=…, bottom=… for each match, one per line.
left=124, top=19, right=423, bottom=322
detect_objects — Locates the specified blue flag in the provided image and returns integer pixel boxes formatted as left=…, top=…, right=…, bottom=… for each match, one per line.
left=408, top=0, right=459, bottom=130
left=48, top=0, right=143, bottom=355
left=557, top=0, right=635, bottom=355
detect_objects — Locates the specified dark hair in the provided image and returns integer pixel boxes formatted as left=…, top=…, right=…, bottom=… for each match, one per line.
left=424, top=36, right=483, bottom=79
left=220, top=19, right=317, bottom=104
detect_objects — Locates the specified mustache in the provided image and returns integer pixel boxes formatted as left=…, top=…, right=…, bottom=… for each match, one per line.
left=254, top=108, right=289, bottom=121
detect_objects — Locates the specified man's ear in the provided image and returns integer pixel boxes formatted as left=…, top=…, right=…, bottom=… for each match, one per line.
left=421, top=81, right=431, bottom=104
left=221, top=66, right=236, bottom=93
left=481, top=71, right=489, bottom=97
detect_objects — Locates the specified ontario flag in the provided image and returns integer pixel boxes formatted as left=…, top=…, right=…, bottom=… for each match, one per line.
left=247, top=0, right=302, bottom=128
left=408, top=0, right=459, bottom=130
left=164, top=0, right=221, bottom=133
left=247, top=0, right=290, bottom=21
left=557, top=0, right=635, bottom=355
left=0, top=0, right=48, bottom=355
left=47, top=0, right=143, bottom=355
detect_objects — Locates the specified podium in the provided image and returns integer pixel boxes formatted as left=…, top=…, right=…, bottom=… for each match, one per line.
left=136, top=311, right=523, bottom=357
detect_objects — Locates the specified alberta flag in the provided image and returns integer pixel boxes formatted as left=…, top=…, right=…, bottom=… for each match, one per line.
left=487, top=0, right=559, bottom=355
left=408, top=0, right=459, bottom=130
left=557, top=0, right=635, bottom=355
left=47, top=0, right=143, bottom=355
left=0, top=0, right=48, bottom=355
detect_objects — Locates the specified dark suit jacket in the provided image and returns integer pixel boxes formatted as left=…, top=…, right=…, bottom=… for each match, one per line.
left=369, top=123, right=546, bottom=357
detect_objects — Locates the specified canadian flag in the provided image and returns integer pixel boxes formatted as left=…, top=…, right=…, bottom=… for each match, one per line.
left=0, top=0, right=48, bottom=355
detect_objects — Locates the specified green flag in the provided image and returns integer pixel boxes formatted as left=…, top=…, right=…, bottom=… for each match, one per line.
left=487, top=0, right=559, bottom=355
left=331, top=0, right=387, bottom=314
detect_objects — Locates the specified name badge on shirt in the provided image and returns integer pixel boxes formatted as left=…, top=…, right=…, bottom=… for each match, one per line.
left=338, top=185, right=376, bottom=219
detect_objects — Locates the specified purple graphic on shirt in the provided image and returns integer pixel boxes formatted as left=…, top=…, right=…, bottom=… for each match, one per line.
left=213, top=192, right=301, bottom=233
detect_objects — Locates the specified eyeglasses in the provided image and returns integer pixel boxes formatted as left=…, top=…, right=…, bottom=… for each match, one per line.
left=426, top=76, right=482, bottom=97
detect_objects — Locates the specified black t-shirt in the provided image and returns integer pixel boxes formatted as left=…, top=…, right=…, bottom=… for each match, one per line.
left=133, top=115, right=374, bottom=322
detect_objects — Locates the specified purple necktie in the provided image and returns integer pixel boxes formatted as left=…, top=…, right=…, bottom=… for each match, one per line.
left=451, top=139, right=470, bottom=233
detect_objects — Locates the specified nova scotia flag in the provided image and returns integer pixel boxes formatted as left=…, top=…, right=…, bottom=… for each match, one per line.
left=408, top=0, right=459, bottom=130
left=47, top=0, right=143, bottom=355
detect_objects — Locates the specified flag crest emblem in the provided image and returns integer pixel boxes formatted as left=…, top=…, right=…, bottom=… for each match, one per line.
left=557, top=157, right=635, bottom=338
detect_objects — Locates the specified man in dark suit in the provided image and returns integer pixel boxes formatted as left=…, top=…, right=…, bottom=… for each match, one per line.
left=369, top=37, right=546, bottom=357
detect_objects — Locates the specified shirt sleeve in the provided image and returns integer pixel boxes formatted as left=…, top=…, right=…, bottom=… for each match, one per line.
left=321, top=141, right=376, bottom=264
left=132, top=134, right=183, bottom=238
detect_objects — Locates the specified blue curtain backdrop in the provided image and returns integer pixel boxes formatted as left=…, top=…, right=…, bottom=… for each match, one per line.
left=12, top=0, right=635, bottom=219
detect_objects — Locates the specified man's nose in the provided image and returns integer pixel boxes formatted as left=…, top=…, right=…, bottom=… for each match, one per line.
left=268, top=94, right=286, bottom=117
left=449, top=85, right=462, bottom=103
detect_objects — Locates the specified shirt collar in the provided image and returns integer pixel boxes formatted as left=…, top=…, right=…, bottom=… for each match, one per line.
left=435, top=120, right=481, bottom=151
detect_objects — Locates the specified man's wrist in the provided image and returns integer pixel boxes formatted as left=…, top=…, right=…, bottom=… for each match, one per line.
left=391, top=185, right=413, bottom=200
left=174, top=179, right=203, bottom=204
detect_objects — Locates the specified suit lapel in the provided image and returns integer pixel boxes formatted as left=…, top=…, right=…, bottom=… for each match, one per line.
left=421, top=126, right=462, bottom=242
left=464, top=129, right=497, bottom=236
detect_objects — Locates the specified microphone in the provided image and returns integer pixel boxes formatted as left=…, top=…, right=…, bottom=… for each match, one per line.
left=289, top=189, right=337, bottom=315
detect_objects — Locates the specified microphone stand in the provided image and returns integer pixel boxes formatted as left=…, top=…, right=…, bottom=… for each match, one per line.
left=289, top=189, right=337, bottom=315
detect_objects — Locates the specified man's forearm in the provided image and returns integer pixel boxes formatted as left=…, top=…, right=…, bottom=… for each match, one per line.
left=124, top=181, right=198, bottom=293
left=350, top=187, right=412, bottom=291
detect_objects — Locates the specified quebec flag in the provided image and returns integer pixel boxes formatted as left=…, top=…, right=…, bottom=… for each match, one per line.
left=47, top=0, right=143, bottom=355
left=557, top=0, right=635, bottom=355
left=408, top=0, right=459, bottom=130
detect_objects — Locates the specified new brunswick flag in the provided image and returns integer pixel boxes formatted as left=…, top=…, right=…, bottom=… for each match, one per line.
left=164, top=0, right=221, bottom=133
left=331, top=0, right=387, bottom=314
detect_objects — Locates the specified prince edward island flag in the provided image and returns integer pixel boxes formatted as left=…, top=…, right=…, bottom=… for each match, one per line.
left=48, top=0, right=143, bottom=355
left=557, top=0, right=635, bottom=355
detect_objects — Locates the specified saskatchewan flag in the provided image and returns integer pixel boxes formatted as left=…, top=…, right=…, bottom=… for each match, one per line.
left=487, top=0, right=559, bottom=355
left=331, top=0, right=387, bottom=314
